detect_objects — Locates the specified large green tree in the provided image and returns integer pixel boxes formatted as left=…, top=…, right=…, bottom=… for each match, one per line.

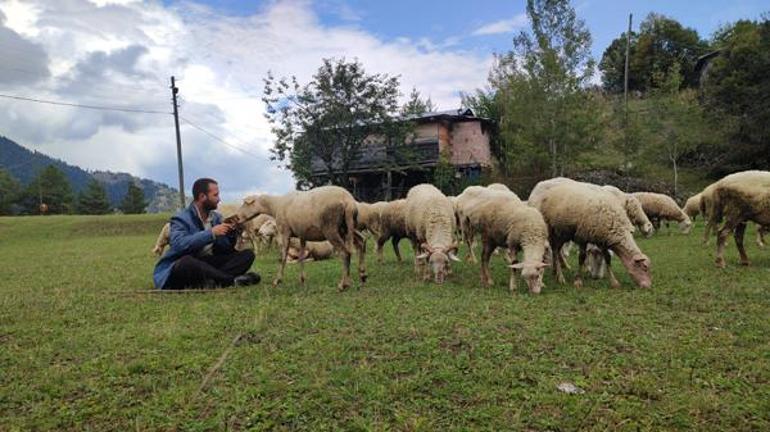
left=76, top=178, right=111, bottom=215
left=600, top=13, right=708, bottom=93
left=21, top=165, right=74, bottom=214
left=701, top=17, right=770, bottom=175
left=263, top=58, right=406, bottom=189
left=0, top=169, right=21, bottom=215
left=474, top=0, right=601, bottom=178
left=120, top=182, right=147, bottom=214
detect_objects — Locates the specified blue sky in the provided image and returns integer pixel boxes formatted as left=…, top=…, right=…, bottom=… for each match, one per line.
left=174, top=0, right=769, bottom=62
left=2, top=0, right=767, bottom=199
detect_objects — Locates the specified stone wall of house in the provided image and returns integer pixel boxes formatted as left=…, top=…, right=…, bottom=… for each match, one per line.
left=448, top=121, right=491, bottom=167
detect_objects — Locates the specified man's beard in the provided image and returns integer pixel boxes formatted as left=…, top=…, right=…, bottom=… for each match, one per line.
left=203, top=199, right=218, bottom=211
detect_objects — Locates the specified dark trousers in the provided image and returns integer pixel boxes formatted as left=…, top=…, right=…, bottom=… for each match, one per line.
left=165, top=250, right=255, bottom=289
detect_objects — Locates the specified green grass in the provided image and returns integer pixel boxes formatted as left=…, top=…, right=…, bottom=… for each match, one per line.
left=1, top=214, right=769, bottom=431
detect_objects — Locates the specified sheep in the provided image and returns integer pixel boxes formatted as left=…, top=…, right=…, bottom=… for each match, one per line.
left=631, top=192, right=692, bottom=233
left=455, top=185, right=521, bottom=263
left=236, top=214, right=277, bottom=252
left=709, top=170, right=770, bottom=268
left=373, top=199, right=409, bottom=263
left=285, top=238, right=335, bottom=262
left=684, top=193, right=701, bottom=221
left=404, top=184, right=460, bottom=284
left=232, top=186, right=365, bottom=291
left=698, top=175, right=768, bottom=248
left=469, top=197, right=549, bottom=293
left=356, top=201, right=387, bottom=236
left=534, top=182, right=652, bottom=289
left=151, top=222, right=171, bottom=256
left=601, top=185, right=654, bottom=236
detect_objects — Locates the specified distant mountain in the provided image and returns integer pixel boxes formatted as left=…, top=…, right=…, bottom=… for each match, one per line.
left=0, top=135, right=186, bottom=213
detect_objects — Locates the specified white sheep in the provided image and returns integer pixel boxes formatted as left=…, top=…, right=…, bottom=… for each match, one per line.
left=534, top=182, right=652, bottom=289
left=455, top=185, right=521, bottom=263
left=631, top=192, right=692, bottom=233
left=405, top=184, right=460, bottom=284
left=709, top=170, right=770, bottom=268
left=469, top=196, right=549, bottom=293
left=373, top=199, right=409, bottom=263
left=232, top=186, right=365, bottom=291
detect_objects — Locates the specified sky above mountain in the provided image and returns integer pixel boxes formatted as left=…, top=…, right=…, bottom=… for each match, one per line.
left=0, top=0, right=766, bottom=201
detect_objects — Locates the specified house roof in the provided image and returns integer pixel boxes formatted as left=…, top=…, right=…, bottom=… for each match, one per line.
left=406, top=108, right=491, bottom=124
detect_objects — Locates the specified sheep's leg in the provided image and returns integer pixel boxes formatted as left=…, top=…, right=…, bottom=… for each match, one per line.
left=703, top=220, right=713, bottom=245
left=558, top=244, right=571, bottom=272
left=603, top=249, right=620, bottom=288
left=508, top=246, right=519, bottom=293
left=376, top=235, right=386, bottom=264
left=734, top=222, right=750, bottom=266
left=410, top=238, right=425, bottom=280
left=392, top=236, right=403, bottom=262
left=480, top=240, right=494, bottom=288
left=715, top=219, right=739, bottom=269
left=574, top=243, right=586, bottom=288
left=551, top=239, right=566, bottom=285
left=298, top=239, right=307, bottom=286
left=578, top=244, right=588, bottom=274
left=273, top=233, right=291, bottom=287
left=756, top=225, right=767, bottom=249
left=355, top=233, right=367, bottom=285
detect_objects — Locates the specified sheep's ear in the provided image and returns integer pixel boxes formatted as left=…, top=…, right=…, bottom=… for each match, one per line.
left=244, top=196, right=256, bottom=205
left=509, top=262, right=525, bottom=269
left=537, top=262, right=550, bottom=269
left=415, top=252, right=429, bottom=260
left=448, top=252, right=461, bottom=262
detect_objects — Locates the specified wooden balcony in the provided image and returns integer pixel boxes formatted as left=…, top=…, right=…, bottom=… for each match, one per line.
left=310, top=140, right=439, bottom=175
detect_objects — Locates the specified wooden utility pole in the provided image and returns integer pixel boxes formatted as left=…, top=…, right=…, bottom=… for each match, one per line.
left=623, top=13, right=633, bottom=175
left=170, top=76, right=185, bottom=209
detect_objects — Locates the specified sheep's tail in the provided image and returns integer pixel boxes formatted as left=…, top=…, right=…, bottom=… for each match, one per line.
left=341, top=201, right=358, bottom=253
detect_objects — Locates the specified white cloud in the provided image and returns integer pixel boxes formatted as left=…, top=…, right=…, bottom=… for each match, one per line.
left=0, top=0, right=493, bottom=200
left=472, top=14, right=528, bottom=36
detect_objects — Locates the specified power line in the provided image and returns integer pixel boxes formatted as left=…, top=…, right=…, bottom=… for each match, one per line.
left=0, top=93, right=172, bottom=114
left=179, top=115, right=264, bottom=160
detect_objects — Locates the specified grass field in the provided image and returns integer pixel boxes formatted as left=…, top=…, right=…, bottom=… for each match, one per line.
left=1, top=214, right=769, bottom=431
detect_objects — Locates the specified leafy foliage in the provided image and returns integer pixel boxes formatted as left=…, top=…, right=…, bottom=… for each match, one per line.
left=20, top=165, right=74, bottom=214
left=263, top=58, right=405, bottom=188
left=600, top=13, right=708, bottom=93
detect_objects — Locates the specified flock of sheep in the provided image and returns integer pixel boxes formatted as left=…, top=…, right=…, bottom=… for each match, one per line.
left=152, top=170, right=770, bottom=293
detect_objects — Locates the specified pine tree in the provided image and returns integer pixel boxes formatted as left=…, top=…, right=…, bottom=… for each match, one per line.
left=76, top=178, right=111, bottom=214
left=0, top=169, right=21, bottom=215
left=120, top=182, right=147, bottom=214
left=22, top=165, right=74, bottom=214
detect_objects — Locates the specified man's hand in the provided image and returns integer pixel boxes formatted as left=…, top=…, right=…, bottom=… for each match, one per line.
left=212, top=223, right=234, bottom=237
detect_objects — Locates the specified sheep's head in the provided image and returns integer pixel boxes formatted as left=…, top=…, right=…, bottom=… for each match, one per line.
left=625, top=197, right=654, bottom=237
left=415, top=243, right=460, bottom=284
left=585, top=244, right=606, bottom=279
left=618, top=252, right=652, bottom=288
left=232, top=195, right=268, bottom=225
left=510, top=261, right=549, bottom=293
left=679, top=215, right=693, bottom=234
left=258, top=219, right=277, bottom=240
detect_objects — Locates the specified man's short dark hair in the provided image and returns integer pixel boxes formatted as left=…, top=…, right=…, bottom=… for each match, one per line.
left=192, top=178, right=217, bottom=200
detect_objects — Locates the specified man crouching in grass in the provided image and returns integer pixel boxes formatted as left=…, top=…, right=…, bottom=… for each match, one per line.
left=153, top=178, right=261, bottom=290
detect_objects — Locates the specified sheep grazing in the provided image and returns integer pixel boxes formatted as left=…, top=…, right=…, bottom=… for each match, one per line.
left=232, top=186, right=365, bottom=291
left=151, top=222, right=171, bottom=256
left=683, top=193, right=701, bottom=221
left=356, top=201, right=387, bottom=236
left=708, top=170, right=770, bottom=268
left=632, top=192, right=692, bottom=233
left=601, top=185, right=654, bottom=237
left=374, top=199, right=409, bottom=263
left=534, top=182, right=652, bottom=289
left=405, top=184, right=460, bottom=284
left=469, top=197, right=549, bottom=293
left=455, top=185, right=521, bottom=263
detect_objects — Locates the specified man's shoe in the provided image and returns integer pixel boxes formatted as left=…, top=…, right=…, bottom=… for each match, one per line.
left=234, top=272, right=261, bottom=287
